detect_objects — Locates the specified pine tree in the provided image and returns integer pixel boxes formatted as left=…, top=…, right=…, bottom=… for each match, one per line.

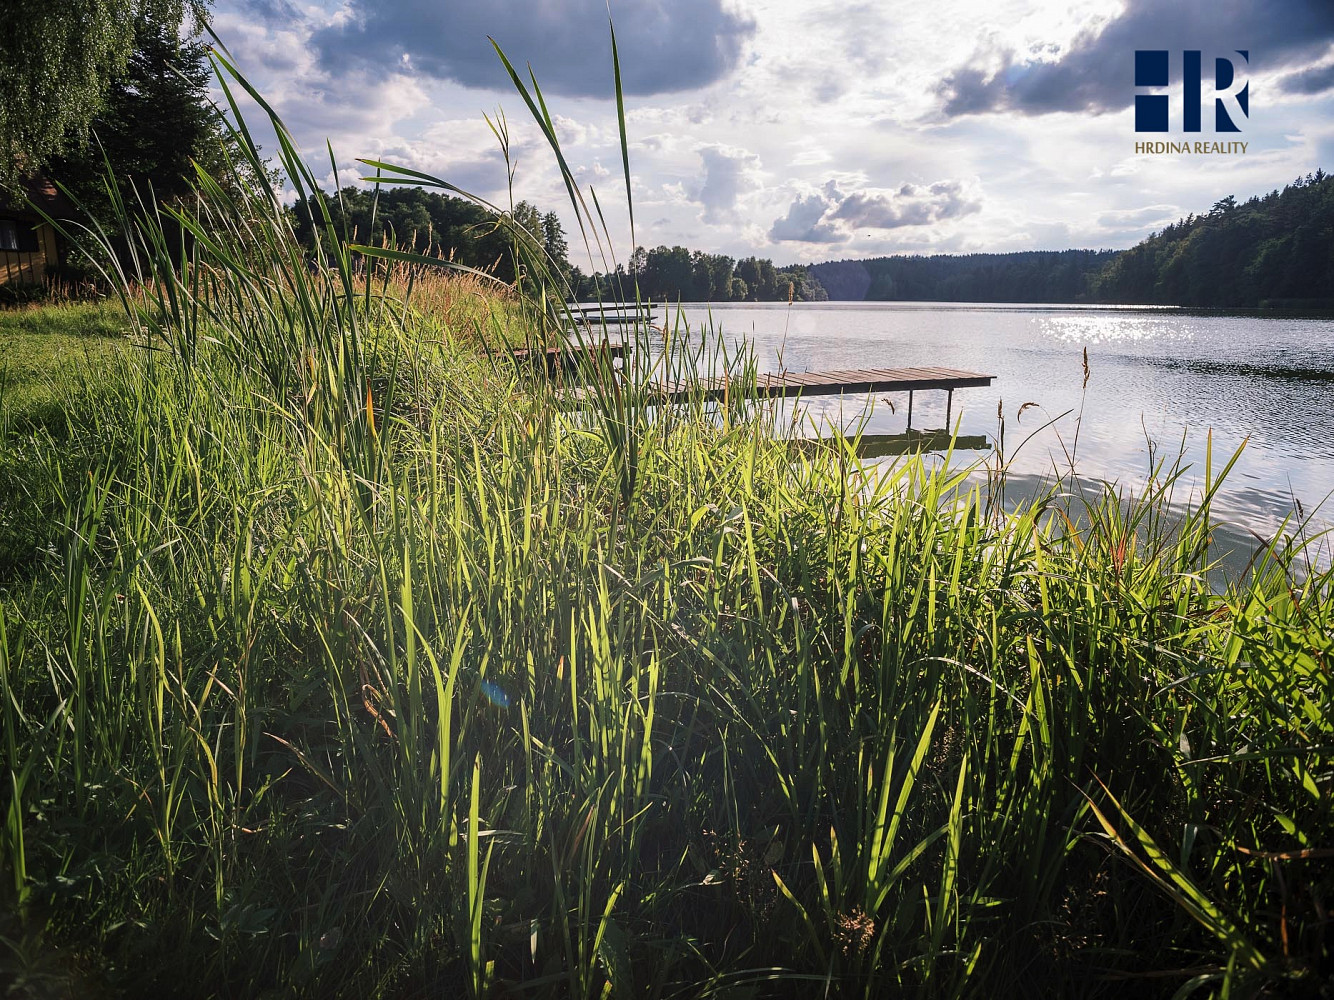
left=68, top=20, right=228, bottom=206
left=540, top=210, right=570, bottom=280
left=46, top=19, right=256, bottom=280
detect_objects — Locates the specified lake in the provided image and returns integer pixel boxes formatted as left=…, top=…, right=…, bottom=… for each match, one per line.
left=665, top=301, right=1334, bottom=559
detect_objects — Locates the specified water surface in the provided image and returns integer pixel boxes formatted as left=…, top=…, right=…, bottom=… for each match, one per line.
left=667, top=301, right=1334, bottom=551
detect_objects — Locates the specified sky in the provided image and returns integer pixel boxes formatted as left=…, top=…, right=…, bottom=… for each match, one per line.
left=209, top=0, right=1334, bottom=270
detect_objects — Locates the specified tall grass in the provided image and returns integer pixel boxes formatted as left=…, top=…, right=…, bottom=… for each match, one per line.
left=0, top=34, right=1330, bottom=1000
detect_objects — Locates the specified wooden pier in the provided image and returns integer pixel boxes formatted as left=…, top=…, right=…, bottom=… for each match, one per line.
left=537, top=352, right=994, bottom=433
left=565, top=302, right=657, bottom=327
left=652, top=365, right=994, bottom=429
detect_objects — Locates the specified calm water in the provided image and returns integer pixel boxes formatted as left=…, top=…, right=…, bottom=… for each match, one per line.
left=666, top=301, right=1334, bottom=548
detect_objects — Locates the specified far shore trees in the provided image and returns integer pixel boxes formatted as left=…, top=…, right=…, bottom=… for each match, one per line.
left=580, top=244, right=828, bottom=302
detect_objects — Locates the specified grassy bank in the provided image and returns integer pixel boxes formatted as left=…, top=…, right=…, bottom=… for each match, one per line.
left=0, top=302, right=132, bottom=431
left=3, top=287, right=1331, bottom=1000
left=1, top=64, right=1331, bottom=1000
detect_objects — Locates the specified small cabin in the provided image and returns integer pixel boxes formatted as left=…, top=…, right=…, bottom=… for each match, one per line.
left=0, top=178, right=68, bottom=287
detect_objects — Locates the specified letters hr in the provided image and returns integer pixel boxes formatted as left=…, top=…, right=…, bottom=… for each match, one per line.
left=1134, top=50, right=1249, bottom=132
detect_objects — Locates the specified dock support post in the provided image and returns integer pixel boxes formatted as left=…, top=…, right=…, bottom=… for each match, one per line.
left=906, top=390, right=914, bottom=432
left=945, top=388, right=953, bottom=429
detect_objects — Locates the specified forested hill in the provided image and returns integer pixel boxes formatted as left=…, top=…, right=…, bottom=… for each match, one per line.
left=286, top=172, right=1334, bottom=308
left=811, top=250, right=1117, bottom=303
left=808, top=170, right=1334, bottom=308
left=1087, top=170, right=1334, bottom=308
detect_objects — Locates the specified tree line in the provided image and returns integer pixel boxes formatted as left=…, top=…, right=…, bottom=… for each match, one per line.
left=811, top=249, right=1117, bottom=303
left=808, top=173, right=1334, bottom=308
left=573, top=245, right=827, bottom=302
left=289, top=186, right=572, bottom=287
left=327, top=174, right=1334, bottom=309
left=1087, top=171, right=1334, bottom=308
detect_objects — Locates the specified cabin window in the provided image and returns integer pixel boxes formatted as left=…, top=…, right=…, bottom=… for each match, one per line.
left=0, top=220, right=40, bottom=253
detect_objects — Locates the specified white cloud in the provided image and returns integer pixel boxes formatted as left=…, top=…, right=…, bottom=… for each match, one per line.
left=691, top=144, right=763, bottom=224
left=769, top=189, right=847, bottom=244
left=831, top=180, right=983, bottom=229
left=1096, top=204, right=1179, bottom=228
left=769, top=177, right=983, bottom=246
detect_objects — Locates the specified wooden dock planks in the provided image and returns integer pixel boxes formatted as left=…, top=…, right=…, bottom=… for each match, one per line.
left=565, top=302, right=656, bottom=313
left=565, top=303, right=657, bottom=327
left=557, top=365, right=994, bottom=433
left=653, top=365, right=993, bottom=402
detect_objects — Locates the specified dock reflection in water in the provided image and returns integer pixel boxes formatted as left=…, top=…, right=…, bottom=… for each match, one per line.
left=792, top=430, right=990, bottom=459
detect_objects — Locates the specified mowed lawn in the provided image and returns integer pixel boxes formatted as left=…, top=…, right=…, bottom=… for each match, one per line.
left=1, top=301, right=134, bottom=425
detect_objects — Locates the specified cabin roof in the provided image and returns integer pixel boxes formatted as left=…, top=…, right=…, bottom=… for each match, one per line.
left=0, top=175, right=76, bottom=221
